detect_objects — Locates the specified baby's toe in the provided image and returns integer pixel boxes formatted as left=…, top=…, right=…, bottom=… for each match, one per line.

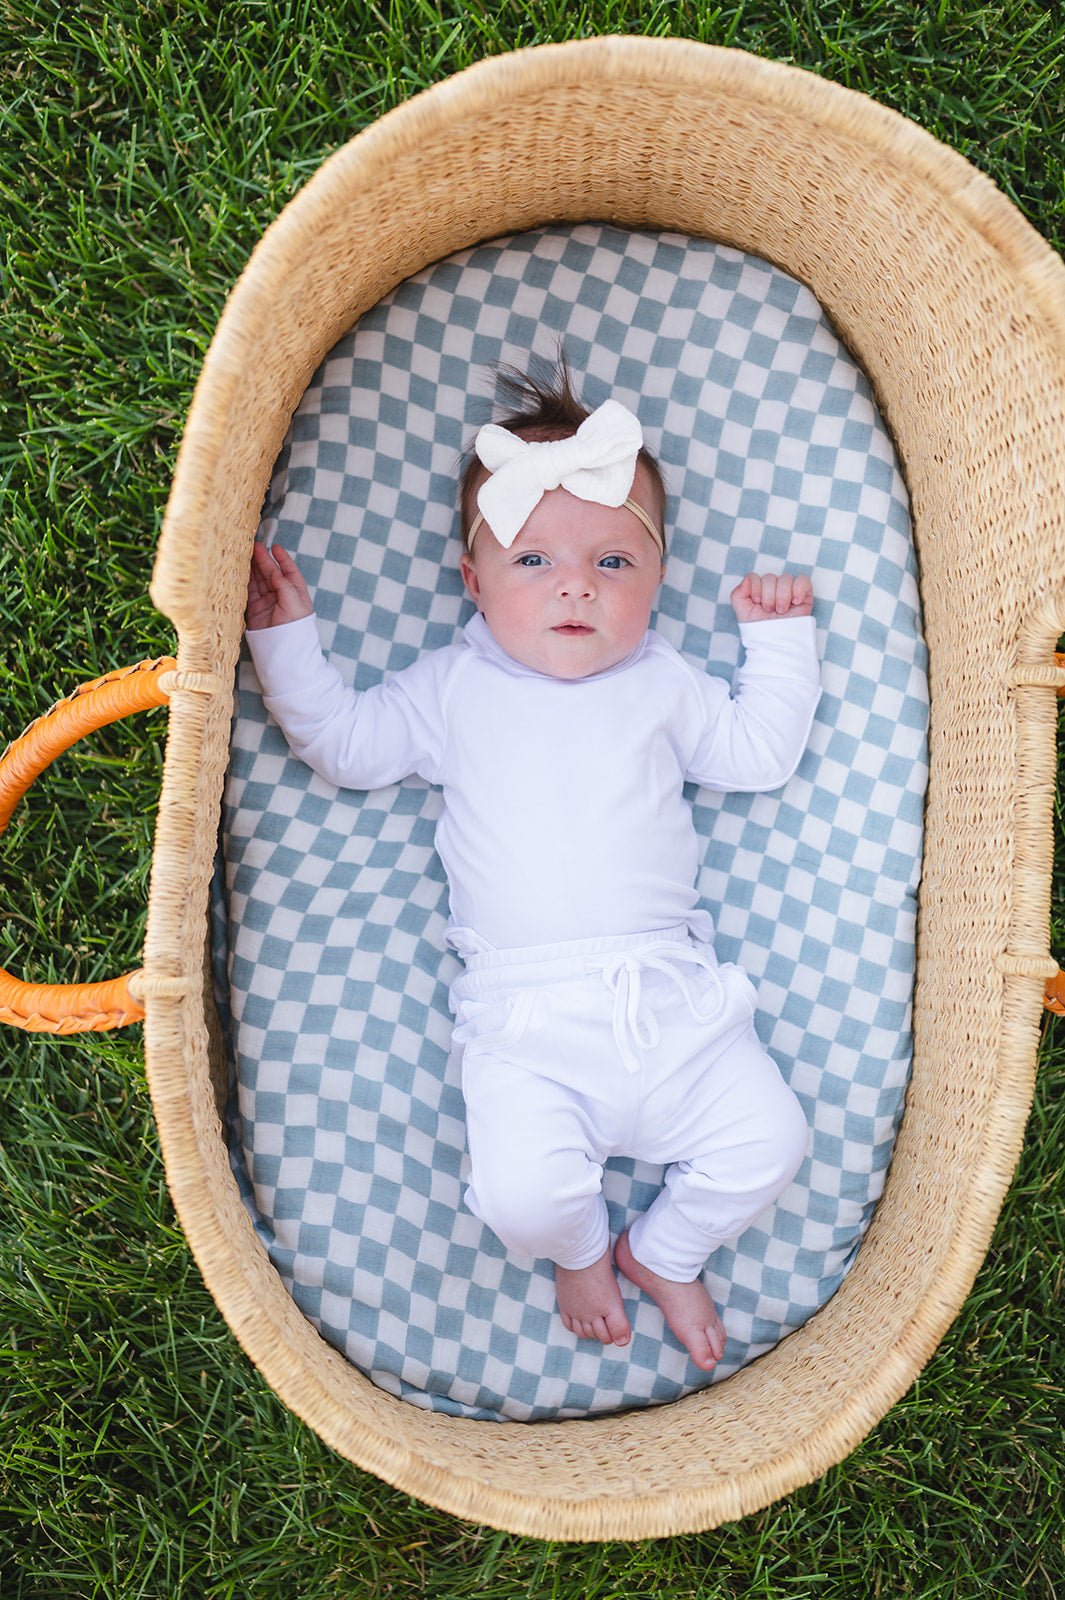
left=688, top=1322, right=725, bottom=1371
left=605, top=1307, right=631, bottom=1346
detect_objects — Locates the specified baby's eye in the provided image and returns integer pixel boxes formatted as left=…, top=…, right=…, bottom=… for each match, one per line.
left=517, top=553, right=547, bottom=568
left=598, top=555, right=631, bottom=570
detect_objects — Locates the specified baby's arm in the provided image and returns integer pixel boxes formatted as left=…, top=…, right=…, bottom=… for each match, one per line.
left=244, top=545, right=453, bottom=790
left=684, top=571, right=819, bottom=792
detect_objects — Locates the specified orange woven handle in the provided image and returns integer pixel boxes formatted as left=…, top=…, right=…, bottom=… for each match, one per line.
left=0, top=658, right=176, bottom=1032
left=1045, top=973, right=1065, bottom=1015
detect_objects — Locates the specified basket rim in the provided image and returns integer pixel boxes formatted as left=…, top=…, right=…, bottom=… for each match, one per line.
left=246, top=36, right=1065, bottom=346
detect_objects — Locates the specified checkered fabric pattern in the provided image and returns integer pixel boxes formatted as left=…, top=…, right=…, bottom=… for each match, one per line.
left=215, top=225, right=927, bottom=1420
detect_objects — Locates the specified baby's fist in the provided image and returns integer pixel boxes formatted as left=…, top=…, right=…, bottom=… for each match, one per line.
left=731, top=572, right=814, bottom=624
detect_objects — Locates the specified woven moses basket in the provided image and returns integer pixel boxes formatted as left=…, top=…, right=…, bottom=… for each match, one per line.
left=3, top=38, right=1065, bottom=1539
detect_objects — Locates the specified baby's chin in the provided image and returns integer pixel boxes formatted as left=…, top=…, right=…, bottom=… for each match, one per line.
left=527, top=634, right=638, bottom=680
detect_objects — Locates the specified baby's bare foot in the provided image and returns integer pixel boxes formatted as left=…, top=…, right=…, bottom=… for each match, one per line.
left=614, top=1230, right=725, bottom=1371
left=555, top=1249, right=631, bottom=1346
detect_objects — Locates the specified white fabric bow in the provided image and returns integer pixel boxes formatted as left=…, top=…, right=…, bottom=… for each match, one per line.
left=473, top=398, right=644, bottom=548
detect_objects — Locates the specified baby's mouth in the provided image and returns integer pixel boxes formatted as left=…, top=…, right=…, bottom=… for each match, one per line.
left=552, top=622, right=595, bottom=636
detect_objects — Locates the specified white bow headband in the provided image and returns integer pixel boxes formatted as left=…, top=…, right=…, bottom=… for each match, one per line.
left=467, top=398, right=664, bottom=553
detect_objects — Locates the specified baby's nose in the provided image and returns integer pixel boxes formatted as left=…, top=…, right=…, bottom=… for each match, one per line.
left=557, top=565, right=596, bottom=598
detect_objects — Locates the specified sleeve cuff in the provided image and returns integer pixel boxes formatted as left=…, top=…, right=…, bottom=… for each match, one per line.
left=245, top=613, right=323, bottom=696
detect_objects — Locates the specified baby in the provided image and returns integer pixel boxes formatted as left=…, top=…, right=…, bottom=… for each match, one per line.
left=245, top=360, right=820, bottom=1372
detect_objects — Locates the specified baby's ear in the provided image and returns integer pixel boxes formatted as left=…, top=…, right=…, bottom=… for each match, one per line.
left=460, top=552, right=481, bottom=604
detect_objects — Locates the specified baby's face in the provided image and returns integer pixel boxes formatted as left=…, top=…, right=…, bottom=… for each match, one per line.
left=460, top=462, right=665, bottom=680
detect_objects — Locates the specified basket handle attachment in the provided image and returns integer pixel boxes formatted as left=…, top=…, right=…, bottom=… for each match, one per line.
left=1039, top=653, right=1065, bottom=1015
left=0, top=658, right=177, bottom=1033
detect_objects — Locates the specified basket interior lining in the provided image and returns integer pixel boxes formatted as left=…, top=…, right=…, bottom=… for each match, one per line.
left=214, top=224, right=928, bottom=1422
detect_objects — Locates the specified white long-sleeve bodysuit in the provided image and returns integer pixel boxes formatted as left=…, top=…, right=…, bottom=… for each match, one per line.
left=247, top=609, right=821, bottom=1285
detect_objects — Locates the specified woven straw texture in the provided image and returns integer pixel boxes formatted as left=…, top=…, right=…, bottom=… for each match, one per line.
left=146, top=38, right=1065, bottom=1539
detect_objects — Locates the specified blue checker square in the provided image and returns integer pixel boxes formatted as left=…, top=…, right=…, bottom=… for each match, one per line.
left=217, top=224, right=925, bottom=1422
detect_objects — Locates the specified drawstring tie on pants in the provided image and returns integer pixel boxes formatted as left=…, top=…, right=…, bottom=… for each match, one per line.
left=592, top=942, right=727, bottom=1075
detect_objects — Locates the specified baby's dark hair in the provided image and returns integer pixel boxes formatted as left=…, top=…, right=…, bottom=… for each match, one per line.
left=459, top=351, right=667, bottom=552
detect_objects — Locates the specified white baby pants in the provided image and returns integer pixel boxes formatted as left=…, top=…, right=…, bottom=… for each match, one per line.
left=449, top=925, right=809, bottom=1282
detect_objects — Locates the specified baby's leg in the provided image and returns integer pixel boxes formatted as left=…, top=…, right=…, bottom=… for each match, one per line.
left=619, top=1023, right=808, bottom=1370
left=462, top=1052, right=630, bottom=1347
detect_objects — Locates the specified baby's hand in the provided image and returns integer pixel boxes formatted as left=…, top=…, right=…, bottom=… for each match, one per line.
left=731, top=572, right=814, bottom=624
left=246, top=542, right=313, bottom=630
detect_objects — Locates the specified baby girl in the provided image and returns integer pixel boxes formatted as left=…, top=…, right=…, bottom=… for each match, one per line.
left=245, top=359, right=820, bottom=1371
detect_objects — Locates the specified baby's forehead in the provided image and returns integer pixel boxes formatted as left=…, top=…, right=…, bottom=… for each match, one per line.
left=517, top=494, right=638, bottom=532
left=505, top=492, right=663, bottom=559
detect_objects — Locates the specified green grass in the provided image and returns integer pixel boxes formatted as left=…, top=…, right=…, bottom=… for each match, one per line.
left=2, top=1, right=1064, bottom=1595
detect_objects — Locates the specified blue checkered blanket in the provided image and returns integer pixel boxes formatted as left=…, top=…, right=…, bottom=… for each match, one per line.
left=215, top=225, right=927, bottom=1420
